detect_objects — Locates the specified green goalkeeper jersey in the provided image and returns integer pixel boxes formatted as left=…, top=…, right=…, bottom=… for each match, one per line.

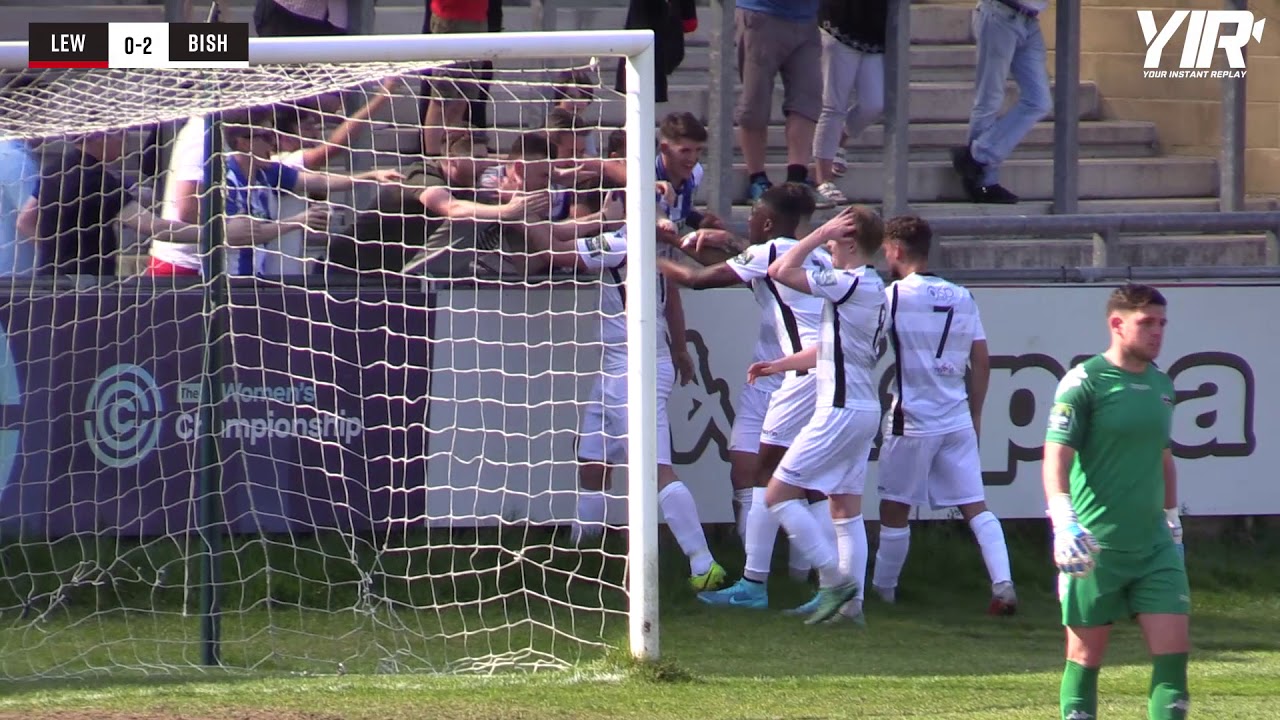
left=1044, top=354, right=1176, bottom=552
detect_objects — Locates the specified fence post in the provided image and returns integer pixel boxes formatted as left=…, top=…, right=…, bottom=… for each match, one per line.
left=1265, top=228, right=1278, bottom=265
left=882, top=0, right=912, bottom=218
left=1220, top=0, right=1248, bottom=212
left=164, top=0, right=191, bottom=23
left=1091, top=228, right=1114, bottom=268
left=705, top=0, right=736, bottom=220
left=1052, top=0, right=1080, bottom=214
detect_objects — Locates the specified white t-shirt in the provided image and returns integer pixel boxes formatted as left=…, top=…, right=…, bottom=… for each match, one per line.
left=883, top=272, right=986, bottom=436
left=576, top=231, right=672, bottom=370
left=724, top=237, right=830, bottom=392
left=805, top=264, right=886, bottom=412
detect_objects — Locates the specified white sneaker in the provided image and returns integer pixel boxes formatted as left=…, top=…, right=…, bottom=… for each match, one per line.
left=816, top=181, right=848, bottom=205
left=988, top=581, right=1018, bottom=616
left=832, top=150, right=849, bottom=177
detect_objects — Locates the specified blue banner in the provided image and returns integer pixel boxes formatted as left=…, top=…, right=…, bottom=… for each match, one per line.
left=0, top=286, right=433, bottom=538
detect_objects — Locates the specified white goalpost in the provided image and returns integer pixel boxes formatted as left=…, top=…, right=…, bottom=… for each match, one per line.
left=0, top=28, right=660, bottom=676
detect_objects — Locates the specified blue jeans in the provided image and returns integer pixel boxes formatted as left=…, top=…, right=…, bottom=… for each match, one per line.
left=967, top=0, right=1052, bottom=186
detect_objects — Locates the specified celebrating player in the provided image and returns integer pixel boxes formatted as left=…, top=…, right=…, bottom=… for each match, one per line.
left=871, top=215, right=1017, bottom=615
left=660, top=184, right=842, bottom=608
left=1044, top=284, right=1189, bottom=720
left=750, top=205, right=886, bottom=625
left=539, top=194, right=726, bottom=592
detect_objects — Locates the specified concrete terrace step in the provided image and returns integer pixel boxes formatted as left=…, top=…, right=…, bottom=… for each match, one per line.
left=481, top=80, right=1099, bottom=127
left=716, top=196, right=1280, bottom=227
left=724, top=157, right=1220, bottom=204
left=362, top=118, right=1159, bottom=161
left=676, top=44, right=979, bottom=82
left=941, top=234, right=1273, bottom=270
left=744, top=120, right=1159, bottom=162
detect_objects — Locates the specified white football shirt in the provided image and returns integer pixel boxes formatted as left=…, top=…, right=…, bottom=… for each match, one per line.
left=724, top=238, right=830, bottom=391
left=884, top=272, right=986, bottom=436
left=806, top=265, right=887, bottom=411
left=576, top=231, right=671, bottom=369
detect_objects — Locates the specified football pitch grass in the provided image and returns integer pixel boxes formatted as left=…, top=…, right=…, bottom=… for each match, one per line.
left=1, top=520, right=1277, bottom=719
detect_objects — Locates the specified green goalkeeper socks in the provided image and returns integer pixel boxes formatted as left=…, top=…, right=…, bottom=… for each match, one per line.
left=1149, top=652, right=1190, bottom=719
left=1060, top=660, right=1099, bottom=720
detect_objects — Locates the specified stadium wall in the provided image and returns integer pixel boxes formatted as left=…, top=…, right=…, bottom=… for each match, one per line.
left=928, top=0, right=1280, bottom=196
left=0, top=282, right=1271, bottom=537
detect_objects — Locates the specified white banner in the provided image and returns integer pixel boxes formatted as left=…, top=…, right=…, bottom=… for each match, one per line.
left=428, top=283, right=1272, bottom=526
left=669, top=283, right=1272, bottom=521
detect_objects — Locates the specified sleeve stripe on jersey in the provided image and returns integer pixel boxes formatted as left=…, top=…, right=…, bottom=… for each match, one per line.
left=888, top=283, right=905, bottom=436
left=763, top=243, right=808, bottom=376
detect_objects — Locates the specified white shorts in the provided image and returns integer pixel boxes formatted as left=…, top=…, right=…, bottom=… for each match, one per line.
left=577, top=359, right=675, bottom=466
left=759, top=373, right=817, bottom=448
left=774, top=406, right=880, bottom=495
left=876, top=428, right=985, bottom=509
left=729, top=382, right=773, bottom=453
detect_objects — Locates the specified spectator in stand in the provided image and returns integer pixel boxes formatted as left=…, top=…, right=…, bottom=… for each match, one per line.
left=950, top=0, right=1051, bottom=204
left=812, top=0, right=887, bottom=206
left=734, top=0, right=825, bottom=205
left=14, top=128, right=302, bottom=277
left=264, top=81, right=397, bottom=275
left=550, top=67, right=602, bottom=158
left=326, top=130, right=538, bottom=279
left=254, top=0, right=349, bottom=36
left=422, top=0, right=503, bottom=150
left=420, top=0, right=491, bottom=156
left=615, top=0, right=698, bottom=104
left=150, top=113, right=398, bottom=277
left=0, top=139, right=38, bottom=276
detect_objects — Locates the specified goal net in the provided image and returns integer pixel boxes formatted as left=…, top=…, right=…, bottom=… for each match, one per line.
left=0, top=31, right=660, bottom=678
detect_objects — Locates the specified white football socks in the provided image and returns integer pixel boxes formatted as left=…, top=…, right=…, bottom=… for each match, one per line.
left=771, top=499, right=840, bottom=588
left=743, top=487, right=777, bottom=583
left=873, top=524, right=911, bottom=592
left=834, top=515, right=867, bottom=602
left=658, top=481, right=714, bottom=576
left=572, top=491, right=607, bottom=543
left=969, top=510, right=1013, bottom=588
left=733, top=487, right=753, bottom=546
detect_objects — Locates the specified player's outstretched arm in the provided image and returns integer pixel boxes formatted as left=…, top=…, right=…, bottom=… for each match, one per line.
left=747, top=345, right=818, bottom=383
left=656, top=256, right=744, bottom=290
left=674, top=228, right=746, bottom=266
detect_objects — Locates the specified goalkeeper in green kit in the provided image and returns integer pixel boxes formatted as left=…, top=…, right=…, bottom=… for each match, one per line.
left=1043, top=285, right=1190, bottom=720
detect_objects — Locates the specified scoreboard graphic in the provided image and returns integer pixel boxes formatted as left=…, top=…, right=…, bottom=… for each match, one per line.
left=27, top=22, right=250, bottom=69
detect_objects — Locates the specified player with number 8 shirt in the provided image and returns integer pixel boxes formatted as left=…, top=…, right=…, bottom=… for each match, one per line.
left=1042, top=284, right=1190, bottom=720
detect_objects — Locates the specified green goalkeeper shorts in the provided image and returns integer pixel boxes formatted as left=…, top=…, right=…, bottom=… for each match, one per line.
left=1060, top=541, right=1190, bottom=627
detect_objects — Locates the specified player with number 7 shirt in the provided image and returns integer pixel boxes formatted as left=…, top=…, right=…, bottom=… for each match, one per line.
left=871, top=215, right=1017, bottom=615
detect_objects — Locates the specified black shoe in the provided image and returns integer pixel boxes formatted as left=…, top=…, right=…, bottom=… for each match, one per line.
left=950, top=145, right=985, bottom=186
left=972, top=183, right=1020, bottom=204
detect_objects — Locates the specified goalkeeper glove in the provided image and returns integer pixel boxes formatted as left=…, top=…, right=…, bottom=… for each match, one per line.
left=1048, top=494, right=1100, bottom=577
left=1166, top=507, right=1184, bottom=559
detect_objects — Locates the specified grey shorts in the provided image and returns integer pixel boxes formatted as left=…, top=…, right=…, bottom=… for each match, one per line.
left=734, top=8, right=823, bottom=128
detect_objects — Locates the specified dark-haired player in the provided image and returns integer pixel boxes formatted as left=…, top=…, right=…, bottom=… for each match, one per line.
left=871, top=215, right=1016, bottom=615
left=660, top=184, right=848, bottom=610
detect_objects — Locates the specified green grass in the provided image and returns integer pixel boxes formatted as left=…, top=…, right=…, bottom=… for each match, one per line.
left=1, top=520, right=1278, bottom=719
